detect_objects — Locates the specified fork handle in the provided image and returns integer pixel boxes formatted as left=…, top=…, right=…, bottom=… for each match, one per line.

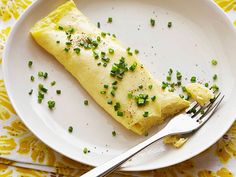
left=81, top=129, right=170, bottom=177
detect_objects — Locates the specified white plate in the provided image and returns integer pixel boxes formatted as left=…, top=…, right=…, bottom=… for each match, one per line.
left=3, top=0, right=236, bottom=171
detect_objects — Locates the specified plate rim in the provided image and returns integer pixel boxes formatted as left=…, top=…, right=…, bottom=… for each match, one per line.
left=2, top=0, right=236, bottom=171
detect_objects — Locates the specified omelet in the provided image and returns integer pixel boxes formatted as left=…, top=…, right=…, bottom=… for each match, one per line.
left=186, top=83, right=214, bottom=106
left=30, top=0, right=190, bottom=135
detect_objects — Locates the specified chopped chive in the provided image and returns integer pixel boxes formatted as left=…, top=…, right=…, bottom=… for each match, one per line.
left=168, top=22, right=172, bottom=28
left=211, top=84, right=219, bottom=92
left=112, top=81, right=118, bottom=85
left=58, top=26, right=64, bottom=30
left=168, top=68, right=173, bottom=75
left=112, top=131, right=116, bottom=136
left=37, top=91, right=44, bottom=103
left=74, top=48, right=81, bottom=55
left=107, top=17, right=113, bottom=23
left=150, top=18, right=155, bottom=27
left=166, top=75, right=171, bottom=81
left=28, top=89, right=33, bottom=95
left=103, top=63, right=107, bottom=67
left=100, top=91, right=106, bottom=94
left=51, top=81, right=56, bottom=86
left=151, top=96, right=156, bottom=101
left=68, top=28, right=75, bottom=34
left=134, top=49, right=139, bottom=54
left=30, top=76, right=34, bottom=82
left=97, top=62, right=101, bottom=66
left=97, top=22, right=101, bottom=28
left=43, top=72, right=48, bottom=79
left=108, top=48, right=114, bottom=54
left=56, top=40, right=60, bottom=44
left=104, top=84, right=109, bottom=89
left=38, top=84, right=47, bottom=93
left=64, top=48, right=70, bottom=52
left=128, top=92, right=133, bottom=98
left=179, top=94, right=184, bottom=99
left=213, top=74, right=218, bottom=80
left=177, top=81, right=182, bottom=86
left=162, top=82, right=168, bottom=90
left=211, top=59, right=218, bottom=66
left=148, top=85, right=153, bottom=90
left=47, top=100, right=55, bottom=110
left=66, top=42, right=72, bottom=46
left=107, top=99, right=113, bottom=105
left=84, top=100, right=89, bottom=105
left=190, top=76, right=196, bottom=83
left=182, top=86, right=187, bottom=92
left=28, top=61, right=33, bottom=68
left=101, top=32, right=106, bottom=38
left=205, top=83, right=209, bottom=87
left=112, top=86, right=118, bottom=90
left=68, top=126, right=73, bottom=133
left=143, top=111, right=149, bottom=117
left=112, top=34, right=116, bottom=38
left=97, top=36, right=101, bottom=42
left=138, top=85, right=143, bottom=89
left=114, top=102, right=121, bottom=111
left=56, top=90, right=61, bottom=95
left=117, top=111, right=124, bottom=117
left=83, top=147, right=90, bottom=154
left=129, top=62, right=137, bottom=71
left=176, top=71, right=182, bottom=80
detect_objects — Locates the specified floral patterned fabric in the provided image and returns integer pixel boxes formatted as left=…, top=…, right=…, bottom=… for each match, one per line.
left=0, top=0, right=236, bottom=176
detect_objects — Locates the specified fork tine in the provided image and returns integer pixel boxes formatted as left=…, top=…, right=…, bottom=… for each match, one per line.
left=185, top=88, right=218, bottom=114
left=195, top=95, right=224, bottom=124
left=191, top=92, right=221, bottom=118
left=185, top=101, right=198, bottom=113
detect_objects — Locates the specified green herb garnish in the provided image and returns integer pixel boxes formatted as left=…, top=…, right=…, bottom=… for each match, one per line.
left=51, top=81, right=56, bottom=86
left=114, top=102, right=121, bottom=111
left=205, top=83, right=209, bottom=87
left=84, top=100, right=89, bottom=105
left=117, top=111, right=124, bottom=117
left=211, top=59, right=218, bottom=66
left=30, top=76, right=34, bottom=82
left=28, top=61, right=33, bottom=68
left=97, top=22, right=101, bottom=28
left=151, top=96, right=156, bottom=101
left=83, top=147, right=90, bottom=154
left=107, top=17, right=113, bottom=23
left=56, top=90, right=61, bottom=95
left=134, top=49, right=139, bottom=54
left=74, top=48, right=81, bottom=55
left=38, top=84, right=47, bottom=93
left=143, top=111, right=149, bottom=117
left=107, top=100, right=113, bottom=105
left=48, top=100, right=55, bottom=110
left=213, top=74, right=218, bottom=80
left=168, top=22, right=172, bottom=28
left=108, top=48, right=114, bottom=54
left=176, top=71, right=182, bottom=80
left=135, top=94, right=149, bottom=106
left=112, top=131, right=116, bottom=136
left=68, top=126, right=73, bottom=133
left=129, top=62, right=137, bottom=71
left=150, top=18, right=155, bottom=27
left=28, top=89, right=33, bottom=95
left=190, top=76, right=196, bottom=83
left=58, top=26, right=64, bottom=30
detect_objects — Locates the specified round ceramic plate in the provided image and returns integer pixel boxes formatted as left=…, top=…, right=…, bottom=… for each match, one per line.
left=3, top=0, right=236, bottom=171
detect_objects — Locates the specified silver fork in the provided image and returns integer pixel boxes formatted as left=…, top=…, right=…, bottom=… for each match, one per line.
left=81, top=92, right=224, bottom=177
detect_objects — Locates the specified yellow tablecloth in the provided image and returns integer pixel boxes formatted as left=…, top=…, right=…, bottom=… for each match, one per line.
left=0, top=0, right=236, bottom=176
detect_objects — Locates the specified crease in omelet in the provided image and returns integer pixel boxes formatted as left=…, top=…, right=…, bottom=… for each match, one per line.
left=30, top=0, right=191, bottom=135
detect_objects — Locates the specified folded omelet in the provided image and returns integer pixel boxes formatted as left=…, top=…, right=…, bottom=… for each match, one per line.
left=30, top=0, right=189, bottom=135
